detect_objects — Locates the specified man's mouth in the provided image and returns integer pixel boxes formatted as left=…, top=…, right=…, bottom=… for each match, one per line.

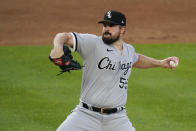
left=104, top=32, right=111, bottom=36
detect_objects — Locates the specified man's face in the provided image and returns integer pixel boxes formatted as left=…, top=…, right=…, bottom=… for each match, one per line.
left=102, top=22, right=122, bottom=45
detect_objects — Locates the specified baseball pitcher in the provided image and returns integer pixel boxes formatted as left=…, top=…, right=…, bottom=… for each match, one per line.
left=49, top=10, right=179, bottom=131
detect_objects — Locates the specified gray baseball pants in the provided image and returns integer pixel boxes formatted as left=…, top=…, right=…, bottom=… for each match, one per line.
left=56, top=104, right=135, bottom=131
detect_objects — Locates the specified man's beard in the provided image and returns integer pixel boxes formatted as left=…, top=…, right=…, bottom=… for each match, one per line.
left=102, top=32, right=120, bottom=45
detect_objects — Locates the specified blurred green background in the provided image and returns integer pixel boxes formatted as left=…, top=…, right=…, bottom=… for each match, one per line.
left=0, top=44, right=195, bottom=131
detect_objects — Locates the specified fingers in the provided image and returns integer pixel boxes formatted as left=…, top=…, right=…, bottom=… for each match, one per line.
left=167, top=56, right=179, bottom=70
left=167, top=56, right=179, bottom=63
left=161, top=56, right=179, bottom=70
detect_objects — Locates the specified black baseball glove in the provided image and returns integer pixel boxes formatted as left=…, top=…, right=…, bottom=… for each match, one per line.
left=49, top=46, right=82, bottom=75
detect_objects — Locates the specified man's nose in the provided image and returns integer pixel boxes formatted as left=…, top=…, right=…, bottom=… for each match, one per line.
left=104, top=26, right=111, bottom=31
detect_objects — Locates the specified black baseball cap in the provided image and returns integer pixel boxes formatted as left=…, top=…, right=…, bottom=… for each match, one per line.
left=98, top=10, right=126, bottom=26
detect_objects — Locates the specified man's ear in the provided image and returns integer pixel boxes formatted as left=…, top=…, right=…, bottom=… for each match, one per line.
left=121, top=26, right=126, bottom=34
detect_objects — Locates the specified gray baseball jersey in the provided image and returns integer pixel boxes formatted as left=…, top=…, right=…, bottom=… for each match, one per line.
left=71, top=32, right=138, bottom=108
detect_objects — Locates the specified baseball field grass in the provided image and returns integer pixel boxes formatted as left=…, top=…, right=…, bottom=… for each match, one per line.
left=0, top=44, right=195, bottom=131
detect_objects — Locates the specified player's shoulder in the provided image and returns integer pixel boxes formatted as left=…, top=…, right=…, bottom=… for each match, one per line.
left=74, top=32, right=100, bottom=40
left=124, top=42, right=136, bottom=51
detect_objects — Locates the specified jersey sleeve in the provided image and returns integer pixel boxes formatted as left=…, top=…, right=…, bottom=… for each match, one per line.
left=71, top=32, right=98, bottom=59
left=128, top=44, right=138, bottom=65
left=133, top=51, right=138, bottom=64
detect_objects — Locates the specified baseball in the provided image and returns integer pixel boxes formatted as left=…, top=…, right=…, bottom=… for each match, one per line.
left=169, top=60, right=178, bottom=67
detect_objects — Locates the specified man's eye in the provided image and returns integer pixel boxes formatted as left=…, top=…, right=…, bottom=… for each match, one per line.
left=103, top=23, right=116, bottom=27
left=108, top=24, right=115, bottom=27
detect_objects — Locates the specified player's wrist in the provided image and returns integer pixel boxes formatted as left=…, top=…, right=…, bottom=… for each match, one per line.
left=50, top=49, right=64, bottom=59
left=155, top=60, right=163, bottom=67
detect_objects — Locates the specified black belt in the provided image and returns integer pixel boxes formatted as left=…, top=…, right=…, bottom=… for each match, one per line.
left=82, top=102, right=124, bottom=114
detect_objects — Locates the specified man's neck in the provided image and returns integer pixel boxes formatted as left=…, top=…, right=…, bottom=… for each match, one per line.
left=113, top=39, right=123, bottom=53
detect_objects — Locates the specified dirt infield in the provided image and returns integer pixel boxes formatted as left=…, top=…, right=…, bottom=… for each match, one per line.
left=0, top=0, right=196, bottom=45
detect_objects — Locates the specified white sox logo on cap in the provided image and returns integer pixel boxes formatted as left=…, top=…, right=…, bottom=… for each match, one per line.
left=106, top=11, right=112, bottom=18
left=98, top=10, right=126, bottom=26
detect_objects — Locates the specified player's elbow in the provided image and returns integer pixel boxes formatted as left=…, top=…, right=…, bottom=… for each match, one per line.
left=54, top=32, right=68, bottom=41
left=53, top=32, right=68, bottom=45
left=54, top=32, right=74, bottom=47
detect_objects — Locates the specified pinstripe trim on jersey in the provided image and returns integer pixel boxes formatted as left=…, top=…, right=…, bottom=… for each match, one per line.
left=71, top=32, right=78, bottom=52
